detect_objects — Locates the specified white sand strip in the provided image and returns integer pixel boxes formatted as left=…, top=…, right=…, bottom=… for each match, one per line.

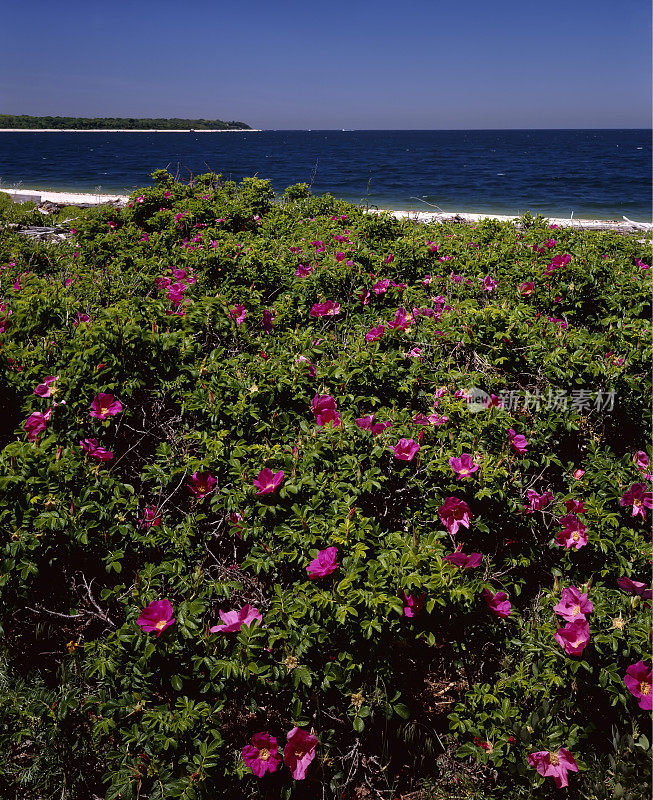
left=373, top=208, right=652, bottom=232
left=0, top=128, right=259, bottom=133
left=0, top=188, right=129, bottom=205
left=1, top=187, right=649, bottom=233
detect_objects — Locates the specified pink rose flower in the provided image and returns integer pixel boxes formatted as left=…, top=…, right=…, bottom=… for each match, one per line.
left=307, top=546, right=339, bottom=579
left=617, top=576, right=652, bottom=600
left=519, top=281, right=535, bottom=296
left=524, top=489, right=554, bottom=513
left=310, top=300, right=340, bottom=317
left=90, top=393, right=123, bottom=420
left=401, top=591, right=426, bottom=617
left=620, top=483, right=652, bottom=520
left=136, top=599, right=175, bottom=637
left=141, top=506, right=162, bottom=527
left=444, top=551, right=483, bottom=569
left=311, top=394, right=341, bottom=427
left=554, top=619, right=590, bottom=657
left=229, top=304, right=247, bottom=325
left=527, top=749, right=578, bottom=788
left=253, top=468, right=284, bottom=495
left=481, top=275, right=497, bottom=292
left=365, top=325, right=385, bottom=342
left=24, top=408, right=52, bottom=442
left=34, top=376, right=58, bottom=398
left=554, top=515, right=588, bottom=549
left=438, top=497, right=472, bottom=536
left=481, top=588, right=511, bottom=618
left=283, top=727, right=318, bottom=780
left=80, top=438, right=114, bottom=461
left=507, top=428, right=528, bottom=454
left=449, top=454, right=479, bottom=479
left=242, top=732, right=282, bottom=777
left=187, top=471, right=217, bottom=499
left=393, top=438, right=419, bottom=461
left=623, top=661, right=652, bottom=710
left=210, top=604, right=262, bottom=633
left=634, top=450, right=651, bottom=480
left=553, top=586, right=593, bottom=622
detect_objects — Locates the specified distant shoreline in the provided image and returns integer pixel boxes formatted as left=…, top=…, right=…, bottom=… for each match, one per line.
left=0, top=128, right=260, bottom=133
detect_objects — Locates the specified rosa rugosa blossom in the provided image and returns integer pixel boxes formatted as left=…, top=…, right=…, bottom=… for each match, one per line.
left=79, top=438, right=114, bottom=461
left=481, top=588, right=511, bottom=618
left=634, top=450, right=651, bottom=479
left=356, top=414, right=376, bottom=430
left=136, top=599, right=175, bottom=637
left=73, top=312, right=91, bottom=325
left=481, top=275, right=497, bottom=292
left=444, top=551, right=483, bottom=569
left=388, top=307, right=412, bottom=330
left=365, top=325, right=385, bottom=342
left=310, top=300, right=340, bottom=317
left=449, top=454, right=479, bottom=479
left=90, top=393, right=123, bottom=420
left=524, top=489, right=554, bottom=513
left=34, top=376, right=58, bottom=397
left=306, top=547, right=339, bottom=579
left=564, top=499, right=586, bottom=514
left=261, top=309, right=275, bottom=334
left=24, top=409, right=52, bottom=442
left=210, top=604, right=262, bottom=633
left=141, top=506, right=162, bottom=527
left=553, top=586, right=593, bottom=622
left=373, top=278, right=390, bottom=294
left=427, top=412, right=448, bottom=425
left=253, top=468, right=284, bottom=495
left=620, top=483, right=652, bottom=520
left=617, top=576, right=653, bottom=600
left=312, top=394, right=341, bottom=428
left=296, top=355, right=316, bottom=377
left=507, top=428, right=528, bottom=454
left=519, top=281, right=535, bottom=296
left=283, top=727, right=318, bottom=780
left=527, top=749, right=578, bottom=788
left=295, top=263, right=313, bottom=277
left=438, top=497, right=472, bottom=536
left=393, top=438, right=419, bottom=461
left=554, top=619, right=590, bottom=657
left=187, top=471, right=217, bottom=499
left=228, top=304, right=247, bottom=325
left=401, top=591, right=426, bottom=617
left=242, top=732, right=282, bottom=777
left=555, top=515, right=588, bottom=549
left=623, top=661, right=652, bottom=710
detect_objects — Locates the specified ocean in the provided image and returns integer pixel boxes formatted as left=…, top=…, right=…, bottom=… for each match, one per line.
left=0, top=129, right=650, bottom=220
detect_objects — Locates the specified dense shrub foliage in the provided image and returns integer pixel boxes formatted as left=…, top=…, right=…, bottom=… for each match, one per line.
left=0, top=173, right=651, bottom=800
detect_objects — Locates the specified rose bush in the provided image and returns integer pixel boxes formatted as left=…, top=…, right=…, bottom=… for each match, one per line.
left=0, top=173, right=650, bottom=799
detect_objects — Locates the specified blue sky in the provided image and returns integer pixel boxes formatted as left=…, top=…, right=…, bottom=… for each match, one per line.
left=1, top=0, right=650, bottom=128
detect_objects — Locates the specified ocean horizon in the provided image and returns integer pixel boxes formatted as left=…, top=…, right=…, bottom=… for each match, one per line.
left=0, top=129, right=650, bottom=220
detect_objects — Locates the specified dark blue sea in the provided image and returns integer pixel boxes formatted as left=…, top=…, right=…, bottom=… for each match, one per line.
left=0, top=129, right=650, bottom=220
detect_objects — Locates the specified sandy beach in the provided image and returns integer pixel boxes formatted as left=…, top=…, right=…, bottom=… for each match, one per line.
left=1, top=187, right=650, bottom=233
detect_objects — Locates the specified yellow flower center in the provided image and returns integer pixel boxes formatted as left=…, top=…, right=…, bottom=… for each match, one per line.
left=572, top=604, right=581, bottom=615
left=155, top=620, right=167, bottom=630
left=259, top=748, right=270, bottom=761
left=641, top=682, right=651, bottom=695
left=572, top=532, right=580, bottom=541
left=548, top=752, right=560, bottom=766
left=460, top=468, right=469, bottom=475
left=634, top=498, right=642, bottom=507
left=294, top=749, right=304, bottom=758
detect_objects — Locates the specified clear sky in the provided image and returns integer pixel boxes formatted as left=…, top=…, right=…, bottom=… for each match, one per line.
left=1, top=0, right=650, bottom=129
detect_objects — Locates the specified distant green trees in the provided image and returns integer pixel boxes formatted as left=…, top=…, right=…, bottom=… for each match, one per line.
left=0, top=114, right=252, bottom=130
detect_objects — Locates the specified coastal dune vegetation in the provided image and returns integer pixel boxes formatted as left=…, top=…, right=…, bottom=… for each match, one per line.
left=0, top=114, right=252, bottom=130
left=0, top=172, right=651, bottom=799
